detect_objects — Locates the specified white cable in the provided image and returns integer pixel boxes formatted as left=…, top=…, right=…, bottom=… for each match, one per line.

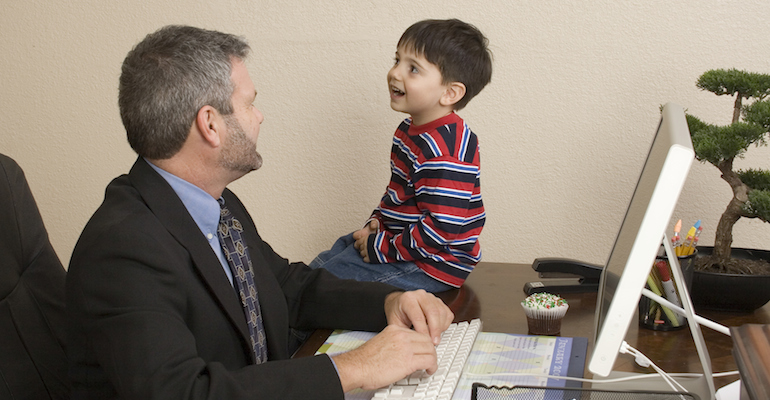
left=623, top=342, right=684, bottom=392
left=463, top=370, right=739, bottom=383
left=620, top=341, right=686, bottom=392
left=619, top=341, right=650, bottom=367
left=672, top=371, right=739, bottom=378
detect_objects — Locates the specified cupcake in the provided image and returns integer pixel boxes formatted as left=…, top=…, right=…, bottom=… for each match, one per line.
left=521, top=293, right=569, bottom=335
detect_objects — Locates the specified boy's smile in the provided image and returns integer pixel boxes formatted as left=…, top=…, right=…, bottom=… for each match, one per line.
left=390, top=86, right=405, bottom=98
left=387, top=46, right=454, bottom=126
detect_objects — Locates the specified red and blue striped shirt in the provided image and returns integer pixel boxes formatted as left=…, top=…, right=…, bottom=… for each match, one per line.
left=366, top=112, right=485, bottom=287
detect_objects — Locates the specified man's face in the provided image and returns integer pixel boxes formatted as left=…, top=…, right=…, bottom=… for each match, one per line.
left=218, top=59, right=264, bottom=174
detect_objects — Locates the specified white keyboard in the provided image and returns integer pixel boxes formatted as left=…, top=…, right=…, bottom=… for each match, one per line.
left=372, top=319, right=482, bottom=400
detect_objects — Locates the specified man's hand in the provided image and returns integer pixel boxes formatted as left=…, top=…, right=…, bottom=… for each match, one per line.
left=333, top=325, right=438, bottom=391
left=353, top=220, right=378, bottom=262
left=332, top=290, right=454, bottom=392
left=384, top=290, right=454, bottom=346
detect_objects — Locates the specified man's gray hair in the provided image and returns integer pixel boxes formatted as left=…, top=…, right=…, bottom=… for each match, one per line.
left=119, top=25, right=250, bottom=159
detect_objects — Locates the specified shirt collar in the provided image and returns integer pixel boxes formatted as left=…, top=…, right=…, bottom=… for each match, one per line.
left=145, top=159, right=221, bottom=240
left=406, top=112, right=461, bottom=135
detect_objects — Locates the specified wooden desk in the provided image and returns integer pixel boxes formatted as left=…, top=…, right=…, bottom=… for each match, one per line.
left=296, top=262, right=770, bottom=389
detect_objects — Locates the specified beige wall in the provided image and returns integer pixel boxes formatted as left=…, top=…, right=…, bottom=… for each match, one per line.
left=2, top=0, right=769, bottom=268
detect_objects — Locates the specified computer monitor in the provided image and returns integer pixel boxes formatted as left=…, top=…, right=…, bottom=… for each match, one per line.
left=588, top=103, right=695, bottom=377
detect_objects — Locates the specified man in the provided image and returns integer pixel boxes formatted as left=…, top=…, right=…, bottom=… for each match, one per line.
left=66, top=25, right=453, bottom=399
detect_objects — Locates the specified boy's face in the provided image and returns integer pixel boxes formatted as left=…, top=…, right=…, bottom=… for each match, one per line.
left=387, top=45, right=453, bottom=126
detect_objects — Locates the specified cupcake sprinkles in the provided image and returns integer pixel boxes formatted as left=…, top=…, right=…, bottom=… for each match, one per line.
left=521, top=293, right=568, bottom=310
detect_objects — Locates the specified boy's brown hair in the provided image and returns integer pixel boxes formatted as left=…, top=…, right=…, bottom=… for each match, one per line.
left=398, top=19, right=493, bottom=110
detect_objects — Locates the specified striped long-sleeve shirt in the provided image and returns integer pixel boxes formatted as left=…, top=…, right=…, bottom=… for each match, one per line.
left=366, top=112, right=485, bottom=287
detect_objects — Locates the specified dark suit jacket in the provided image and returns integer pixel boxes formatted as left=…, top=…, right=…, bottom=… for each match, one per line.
left=0, top=154, right=69, bottom=399
left=66, top=158, right=398, bottom=399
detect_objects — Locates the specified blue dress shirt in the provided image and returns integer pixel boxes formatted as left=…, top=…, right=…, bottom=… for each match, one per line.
left=146, top=160, right=234, bottom=285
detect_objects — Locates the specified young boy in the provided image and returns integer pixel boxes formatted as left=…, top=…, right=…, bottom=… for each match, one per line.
left=310, top=19, right=492, bottom=292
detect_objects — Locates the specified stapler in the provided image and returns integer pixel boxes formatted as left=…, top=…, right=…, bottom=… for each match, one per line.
left=523, top=258, right=603, bottom=295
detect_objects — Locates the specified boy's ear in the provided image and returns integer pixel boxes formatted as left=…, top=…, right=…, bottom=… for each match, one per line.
left=194, top=105, right=223, bottom=148
left=440, top=82, right=467, bottom=107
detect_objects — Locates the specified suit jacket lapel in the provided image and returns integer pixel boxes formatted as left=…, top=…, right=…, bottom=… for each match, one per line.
left=126, top=158, right=254, bottom=360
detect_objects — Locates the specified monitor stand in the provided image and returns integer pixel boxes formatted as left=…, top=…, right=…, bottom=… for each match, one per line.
left=591, top=235, right=718, bottom=400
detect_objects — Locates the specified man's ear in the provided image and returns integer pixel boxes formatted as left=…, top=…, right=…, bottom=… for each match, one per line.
left=440, top=82, right=467, bottom=107
left=194, top=105, right=223, bottom=148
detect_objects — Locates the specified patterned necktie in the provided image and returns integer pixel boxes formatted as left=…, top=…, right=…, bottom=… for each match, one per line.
left=217, top=202, right=268, bottom=364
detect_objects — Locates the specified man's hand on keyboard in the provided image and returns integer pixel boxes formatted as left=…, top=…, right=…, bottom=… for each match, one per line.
left=333, top=324, right=439, bottom=391
left=371, top=319, right=482, bottom=399
left=384, top=290, right=454, bottom=345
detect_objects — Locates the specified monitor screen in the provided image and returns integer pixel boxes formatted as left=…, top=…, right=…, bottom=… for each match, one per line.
left=588, top=103, right=694, bottom=377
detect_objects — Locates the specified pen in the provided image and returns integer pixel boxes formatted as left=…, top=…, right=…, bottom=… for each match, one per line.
left=646, top=274, right=680, bottom=327
left=655, top=260, right=684, bottom=324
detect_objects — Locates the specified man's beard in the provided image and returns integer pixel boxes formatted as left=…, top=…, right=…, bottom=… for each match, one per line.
left=219, top=114, right=263, bottom=174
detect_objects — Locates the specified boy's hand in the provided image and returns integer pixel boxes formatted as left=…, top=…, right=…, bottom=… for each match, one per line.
left=353, top=220, right=378, bottom=262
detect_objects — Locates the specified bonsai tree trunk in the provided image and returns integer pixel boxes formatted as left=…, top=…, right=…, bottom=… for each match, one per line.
left=712, top=159, right=751, bottom=269
left=711, top=93, right=747, bottom=266
left=732, top=96, right=742, bottom=124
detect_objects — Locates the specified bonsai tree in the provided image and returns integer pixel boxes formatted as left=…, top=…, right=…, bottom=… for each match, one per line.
left=686, top=68, right=770, bottom=274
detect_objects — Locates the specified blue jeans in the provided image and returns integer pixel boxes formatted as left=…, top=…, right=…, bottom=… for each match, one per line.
left=309, top=233, right=453, bottom=293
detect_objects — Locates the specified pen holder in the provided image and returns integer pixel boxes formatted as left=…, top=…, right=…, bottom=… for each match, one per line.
left=638, top=250, right=696, bottom=331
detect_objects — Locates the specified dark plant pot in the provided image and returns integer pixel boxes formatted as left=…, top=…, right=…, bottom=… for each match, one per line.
left=691, top=246, right=770, bottom=312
